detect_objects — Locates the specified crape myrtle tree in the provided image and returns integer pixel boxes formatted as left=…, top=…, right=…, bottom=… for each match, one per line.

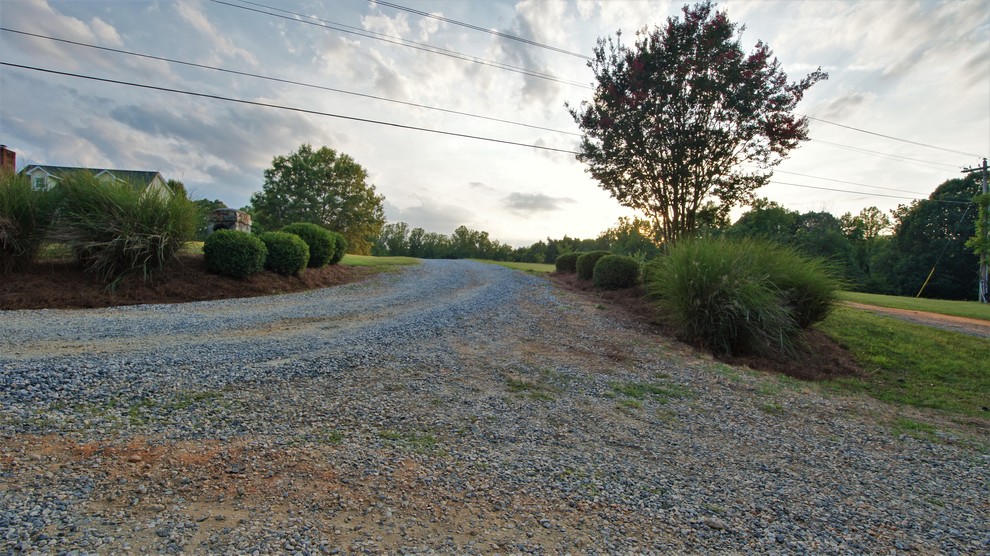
left=250, top=144, right=385, bottom=255
left=568, top=1, right=827, bottom=244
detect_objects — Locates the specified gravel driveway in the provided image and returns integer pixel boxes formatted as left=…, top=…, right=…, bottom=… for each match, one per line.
left=1, top=260, right=988, bottom=554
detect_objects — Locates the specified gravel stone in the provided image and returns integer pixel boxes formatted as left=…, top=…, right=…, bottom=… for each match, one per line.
left=1, top=260, right=988, bottom=554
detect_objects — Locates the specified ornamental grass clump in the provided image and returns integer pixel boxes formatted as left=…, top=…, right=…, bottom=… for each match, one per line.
left=555, top=252, right=581, bottom=273
left=576, top=250, right=610, bottom=280
left=593, top=254, right=640, bottom=290
left=260, top=231, right=309, bottom=276
left=53, top=171, right=197, bottom=288
left=0, top=171, right=62, bottom=273
left=644, top=237, right=838, bottom=357
left=203, top=229, right=267, bottom=279
left=281, top=222, right=334, bottom=268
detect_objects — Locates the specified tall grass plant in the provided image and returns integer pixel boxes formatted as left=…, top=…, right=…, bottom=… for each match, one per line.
left=645, top=237, right=839, bottom=356
left=0, top=171, right=62, bottom=273
left=52, top=172, right=198, bottom=288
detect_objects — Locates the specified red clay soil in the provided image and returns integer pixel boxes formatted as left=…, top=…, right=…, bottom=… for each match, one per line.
left=548, top=272, right=863, bottom=381
left=1, top=255, right=367, bottom=311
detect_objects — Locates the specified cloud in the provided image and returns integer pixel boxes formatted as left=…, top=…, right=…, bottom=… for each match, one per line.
left=176, top=0, right=258, bottom=66
left=815, top=91, right=876, bottom=121
left=503, top=192, right=575, bottom=214
left=469, top=181, right=497, bottom=192
left=383, top=198, right=476, bottom=234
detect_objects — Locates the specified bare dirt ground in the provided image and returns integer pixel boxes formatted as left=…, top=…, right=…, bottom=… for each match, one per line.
left=844, top=301, right=990, bottom=339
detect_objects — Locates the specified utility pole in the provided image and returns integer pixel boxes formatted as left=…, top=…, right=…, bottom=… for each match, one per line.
left=962, top=157, right=989, bottom=303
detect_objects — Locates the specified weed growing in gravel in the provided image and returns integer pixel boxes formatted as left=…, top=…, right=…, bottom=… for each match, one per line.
left=891, top=417, right=939, bottom=442
left=759, top=402, right=784, bottom=415
left=506, top=377, right=556, bottom=401
left=378, top=429, right=440, bottom=454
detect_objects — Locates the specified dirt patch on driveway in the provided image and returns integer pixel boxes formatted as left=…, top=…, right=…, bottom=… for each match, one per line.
left=844, top=302, right=990, bottom=338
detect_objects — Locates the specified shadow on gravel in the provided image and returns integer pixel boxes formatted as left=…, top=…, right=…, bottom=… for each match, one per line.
left=547, top=272, right=862, bottom=381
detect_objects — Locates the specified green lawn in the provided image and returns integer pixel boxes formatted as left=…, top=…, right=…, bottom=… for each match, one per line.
left=474, top=260, right=555, bottom=274
left=839, top=291, right=990, bottom=321
left=817, top=306, right=990, bottom=418
left=341, top=254, right=420, bottom=268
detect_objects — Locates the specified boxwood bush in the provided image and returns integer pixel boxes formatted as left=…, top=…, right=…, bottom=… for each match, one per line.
left=203, top=229, right=267, bottom=279
left=260, top=231, right=310, bottom=276
left=644, top=237, right=839, bottom=357
left=593, top=255, right=640, bottom=290
left=281, top=222, right=334, bottom=268
left=576, top=250, right=610, bottom=280
left=328, top=231, right=347, bottom=265
left=555, top=252, right=580, bottom=273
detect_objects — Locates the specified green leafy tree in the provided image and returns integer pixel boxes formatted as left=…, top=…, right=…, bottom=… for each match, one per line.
left=568, top=1, right=826, bottom=244
left=879, top=174, right=981, bottom=299
left=250, top=144, right=385, bottom=255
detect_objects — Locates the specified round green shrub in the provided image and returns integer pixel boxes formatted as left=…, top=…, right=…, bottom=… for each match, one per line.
left=203, top=229, right=267, bottom=279
left=593, top=255, right=640, bottom=290
left=281, top=222, right=334, bottom=268
left=260, top=231, right=310, bottom=276
left=328, top=232, right=347, bottom=265
left=576, top=250, right=610, bottom=280
left=555, top=252, right=581, bottom=273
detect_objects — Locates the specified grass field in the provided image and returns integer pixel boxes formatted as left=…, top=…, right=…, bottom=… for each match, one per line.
left=475, top=260, right=555, bottom=274
left=818, top=306, right=990, bottom=418
left=839, top=291, right=990, bottom=321
left=341, top=254, right=420, bottom=268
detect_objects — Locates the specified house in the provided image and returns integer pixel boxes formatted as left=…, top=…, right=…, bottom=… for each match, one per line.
left=20, top=164, right=169, bottom=192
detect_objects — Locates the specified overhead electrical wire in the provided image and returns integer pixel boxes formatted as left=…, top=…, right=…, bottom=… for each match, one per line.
left=0, top=27, right=581, bottom=137
left=773, top=169, right=931, bottom=196
left=808, top=138, right=963, bottom=170
left=803, top=115, right=984, bottom=158
left=368, top=0, right=591, bottom=60
left=0, top=62, right=582, bottom=155
left=208, top=0, right=591, bottom=89
left=766, top=180, right=971, bottom=205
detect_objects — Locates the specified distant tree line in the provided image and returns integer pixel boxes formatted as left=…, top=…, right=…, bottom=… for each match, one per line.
left=373, top=173, right=983, bottom=301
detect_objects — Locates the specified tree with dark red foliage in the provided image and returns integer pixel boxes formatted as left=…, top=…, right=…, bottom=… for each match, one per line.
left=568, top=1, right=826, bottom=244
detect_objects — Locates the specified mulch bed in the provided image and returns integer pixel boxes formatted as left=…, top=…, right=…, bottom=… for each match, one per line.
left=547, top=272, right=862, bottom=381
left=1, top=255, right=365, bottom=311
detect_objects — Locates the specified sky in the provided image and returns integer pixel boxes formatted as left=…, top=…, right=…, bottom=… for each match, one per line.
left=1, top=0, right=988, bottom=247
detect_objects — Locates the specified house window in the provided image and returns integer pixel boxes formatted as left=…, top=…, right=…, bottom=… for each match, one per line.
left=33, top=176, right=46, bottom=189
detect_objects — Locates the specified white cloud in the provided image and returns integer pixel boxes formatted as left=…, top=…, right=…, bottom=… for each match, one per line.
left=176, top=0, right=258, bottom=66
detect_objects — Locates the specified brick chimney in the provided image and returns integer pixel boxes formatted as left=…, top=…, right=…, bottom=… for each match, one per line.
left=0, top=145, right=15, bottom=174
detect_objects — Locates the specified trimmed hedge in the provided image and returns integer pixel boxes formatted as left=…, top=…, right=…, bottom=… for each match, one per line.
left=260, top=231, right=310, bottom=276
left=329, top=232, right=347, bottom=265
left=555, top=252, right=580, bottom=273
left=281, top=222, right=334, bottom=268
left=593, top=255, right=640, bottom=290
left=203, top=229, right=267, bottom=279
left=576, top=250, right=610, bottom=280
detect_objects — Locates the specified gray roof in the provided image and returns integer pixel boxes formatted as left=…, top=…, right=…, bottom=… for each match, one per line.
left=22, top=165, right=163, bottom=186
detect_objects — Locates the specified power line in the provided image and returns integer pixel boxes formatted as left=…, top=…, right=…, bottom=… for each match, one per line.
left=368, top=0, right=590, bottom=60
left=767, top=180, right=972, bottom=205
left=803, top=115, right=984, bottom=158
left=209, top=0, right=591, bottom=89
left=0, top=27, right=580, bottom=137
left=773, top=169, right=930, bottom=196
left=808, top=138, right=962, bottom=170
left=0, top=62, right=583, bottom=155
